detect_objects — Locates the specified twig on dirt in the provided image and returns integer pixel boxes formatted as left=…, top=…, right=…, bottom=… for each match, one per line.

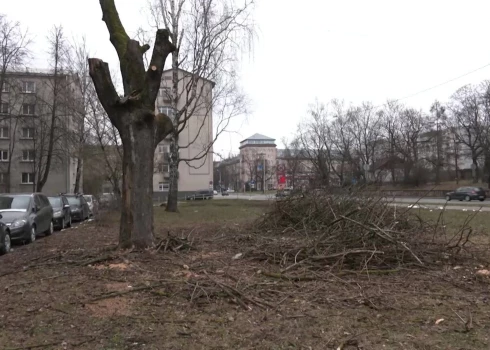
left=204, top=271, right=274, bottom=310
left=86, top=281, right=171, bottom=302
left=78, top=254, right=117, bottom=266
left=3, top=341, right=63, bottom=350
left=261, top=271, right=317, bottom=282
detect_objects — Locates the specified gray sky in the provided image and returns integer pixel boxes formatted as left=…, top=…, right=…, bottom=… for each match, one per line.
left=5, top=0, right=490, bottom=156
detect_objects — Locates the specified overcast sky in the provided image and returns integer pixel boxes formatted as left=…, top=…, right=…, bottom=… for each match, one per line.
left=5, top=0, right=490, bottom=156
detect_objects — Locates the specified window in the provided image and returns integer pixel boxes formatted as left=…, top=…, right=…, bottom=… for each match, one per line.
left=22, top=104, right=36, bottom=115
left=21, top=127, right=34, bottom=139
left=158, top=182, right=169, bottom=191
left=157, top=144, right=169, bottom=153
left=0, top=173, right=6, bottom=184
left=0, top=150, right=8, bottom=162
left=157, top=163, right=169, bottom=173
left=22, top=150, right=35, bottom=162
left=158, top=106, right=175, bottom=117
left=1, top=82, right=9, bottom=93
left=21, top=172, right=34, bottom=184
left=0, top=127, right=8, bottom=139
left=0, top=103, right=8, bottom=114
left=22, top=81, right=36, bottom=93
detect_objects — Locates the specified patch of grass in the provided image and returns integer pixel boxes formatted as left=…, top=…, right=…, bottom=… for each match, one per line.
left=154, top=200, right=272, bottom=226
left=412, top=208, right=490, bottom=233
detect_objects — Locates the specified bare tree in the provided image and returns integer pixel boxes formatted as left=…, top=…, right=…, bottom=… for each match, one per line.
left=70, top=37, right=92, bottom=193
left=0, top=15, right=31, bottom=192
left=35, top=25, right=72, bottom=192
left=149, top=0, right=254, bottom=212
left=448, top=85, right=483, bottom=183
left=0, top=15, right=31, bottom=93
left=88, top=0, right=175, bottom=248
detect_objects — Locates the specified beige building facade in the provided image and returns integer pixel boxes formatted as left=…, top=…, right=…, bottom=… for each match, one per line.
left=153, top=69, right=214, bottom=197
left=0, top=71, right=81, bottom=194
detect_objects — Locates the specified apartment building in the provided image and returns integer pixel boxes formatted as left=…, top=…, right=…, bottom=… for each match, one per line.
left=153, top=69, right=214, bottom=197
left=0, top=70, right=82, bottom=194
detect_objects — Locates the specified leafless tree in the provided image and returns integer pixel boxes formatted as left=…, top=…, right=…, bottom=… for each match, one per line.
left=448, top=84, right=483, bottom=183
left=85, top=88, right=122, bottom=198
left=0, top=15, right=31, bottom=192
left=149, top=0, right=254, bottom=212
left=34, top=25, right=73, bottom=192
left=69, top=37, right=93, bottom=193
left=88, top=0, right=175, bottom=248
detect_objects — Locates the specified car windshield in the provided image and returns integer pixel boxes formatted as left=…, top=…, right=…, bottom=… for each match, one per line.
left=48, top=197, right=62, bottom=207
left=66, top=196, right=80, bottom=205
left=83, top=196, right=92, bottom=203
left=0, top=195, right=30, bottom=210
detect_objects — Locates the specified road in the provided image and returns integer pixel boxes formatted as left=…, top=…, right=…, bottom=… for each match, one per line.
left=214, top=193, right=490, bottom=211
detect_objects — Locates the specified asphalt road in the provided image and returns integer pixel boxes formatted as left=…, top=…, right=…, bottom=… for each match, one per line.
left=214, top=193, right=490, bottom=211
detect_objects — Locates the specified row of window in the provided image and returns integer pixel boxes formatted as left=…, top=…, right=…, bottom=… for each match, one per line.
left=0, top=102, right=37, bottom=115
left=0, top=172, right=35, bottom=185
left=0, top=150, right=35, bottom=162
left=0, top=127, right=35, bottom=139
left=1, top=81, right=36, bottom=94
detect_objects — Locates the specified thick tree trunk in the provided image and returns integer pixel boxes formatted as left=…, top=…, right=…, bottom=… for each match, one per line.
left=74, top=156, right=83, bottom=193
left=118, top=118, right=156, bottom=248
left=166, top=131, right=179, bottom=212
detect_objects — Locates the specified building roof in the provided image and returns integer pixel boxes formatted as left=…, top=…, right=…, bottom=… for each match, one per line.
left=240, top=133, right=275, bottom=143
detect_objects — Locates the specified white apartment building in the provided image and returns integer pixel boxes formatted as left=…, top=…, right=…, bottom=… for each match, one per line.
left=153, top=69, right=214, bottom=198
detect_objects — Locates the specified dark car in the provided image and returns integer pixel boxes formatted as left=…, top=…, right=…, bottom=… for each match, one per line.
left=65, top=194, right=90, bottom=221
left=185, top=190, right=214, bottom=200
left=221, top=189, right=229, bottom=196
left=0, top=219, right=11, bottom=255
left=0, top=193, right=54, bottom=243
left=48, top=195, right=72, bottom=230
left=446, top=187, right=486, bottom=202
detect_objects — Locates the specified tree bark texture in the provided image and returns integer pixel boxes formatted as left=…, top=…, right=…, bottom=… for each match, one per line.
left=88, top=0, right=175, bottom=248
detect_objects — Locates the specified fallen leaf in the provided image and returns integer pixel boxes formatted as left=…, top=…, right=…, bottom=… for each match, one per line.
left=435, top=318, right=444, bottom=325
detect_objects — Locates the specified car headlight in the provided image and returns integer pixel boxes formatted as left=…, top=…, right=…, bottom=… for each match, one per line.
left=54, top=210, right=63, bottom=217
left=11, top=219, right=27, bottom=228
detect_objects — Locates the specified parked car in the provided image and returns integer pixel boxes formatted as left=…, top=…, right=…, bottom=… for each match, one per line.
left=83, top=194, right=98, bottom=217
left=221, top=189, right=229, bottom=196
left=446, top=187, right=486, bottom=202
left=185, top=190, right=214, bottom=200
left=48, top=195, right=72, bottom=230
left=0, top=193, right=54, bottom=243
left=0, top=219, right=11, bottom=255
left=64, top=194, right=90, bottom=221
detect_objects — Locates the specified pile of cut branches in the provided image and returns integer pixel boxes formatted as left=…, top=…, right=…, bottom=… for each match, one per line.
left=251, top=190, right=473, bottom=272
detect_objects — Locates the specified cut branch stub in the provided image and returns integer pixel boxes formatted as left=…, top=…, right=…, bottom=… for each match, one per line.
left=87, top=58, right=120, bottom=126
left=155, top=113, right=174, bottom=143
left=146, top=29, right=176, bottom=103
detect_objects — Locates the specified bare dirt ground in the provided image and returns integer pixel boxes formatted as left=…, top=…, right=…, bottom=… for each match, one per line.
left=0, top=201, right=489, bottom=350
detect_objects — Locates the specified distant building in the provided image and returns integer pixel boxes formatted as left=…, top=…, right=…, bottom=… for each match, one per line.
left=0, top=70, right=82, bottom=194
left=215, top=133, right=314, bottom=191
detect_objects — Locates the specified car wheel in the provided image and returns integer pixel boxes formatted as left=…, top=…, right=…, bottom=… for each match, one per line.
left=27, top=226, right=36, bottom=243
left=445, top=195, right=451, bottom=201
left=60, top=218, right=65, bottom=231
left=45, top=221, right=54, bottom=236
left=465, top=195, right=471, bottom=202
left=1, top=232, right=11, bottom=255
